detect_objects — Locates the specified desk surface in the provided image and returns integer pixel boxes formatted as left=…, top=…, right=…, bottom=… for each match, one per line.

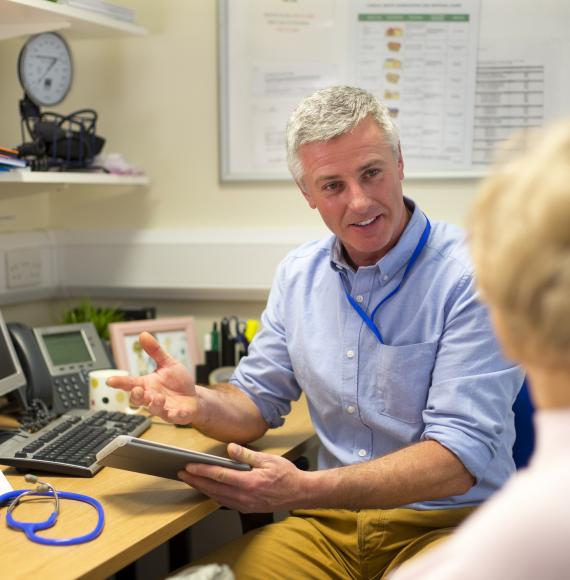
left=1, top=397, right=316, bottom=580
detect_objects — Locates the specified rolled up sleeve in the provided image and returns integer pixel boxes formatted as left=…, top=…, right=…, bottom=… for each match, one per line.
left=421, top=273, right=525, bottom=483
left=231, top=258, right=302, bottom=428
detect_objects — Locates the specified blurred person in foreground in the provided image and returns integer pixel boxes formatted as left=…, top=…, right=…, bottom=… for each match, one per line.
left=390, top=120, right=570, bottom=580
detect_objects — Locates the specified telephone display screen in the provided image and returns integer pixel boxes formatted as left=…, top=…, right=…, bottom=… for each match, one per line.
left=42, top=331, right=93, bottom=366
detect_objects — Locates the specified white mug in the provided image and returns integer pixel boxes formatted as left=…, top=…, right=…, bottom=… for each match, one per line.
left=89, top=369, right=137, bottom=414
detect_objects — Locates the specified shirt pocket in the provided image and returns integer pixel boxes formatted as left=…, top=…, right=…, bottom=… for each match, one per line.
left=376, top=341, right=438, bottom=424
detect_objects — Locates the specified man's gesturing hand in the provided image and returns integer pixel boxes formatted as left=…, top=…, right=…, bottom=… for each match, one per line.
left=106, top=331, right=198, bottom=424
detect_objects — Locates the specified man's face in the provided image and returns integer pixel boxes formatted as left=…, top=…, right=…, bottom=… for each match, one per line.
left=297, top=116, right=408, bottom=268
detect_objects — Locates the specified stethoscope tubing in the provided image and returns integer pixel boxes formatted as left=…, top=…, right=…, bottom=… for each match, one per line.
left=1, top=489, right=104, bottom=546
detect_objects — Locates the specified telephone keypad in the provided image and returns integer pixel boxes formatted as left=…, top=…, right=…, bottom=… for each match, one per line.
left=53, top=373, right=88, bottom=409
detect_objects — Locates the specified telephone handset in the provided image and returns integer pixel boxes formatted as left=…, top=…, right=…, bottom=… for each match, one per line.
left=7, top=321, right=112, bottom=416
left=7, top=322, right=53, bottom=410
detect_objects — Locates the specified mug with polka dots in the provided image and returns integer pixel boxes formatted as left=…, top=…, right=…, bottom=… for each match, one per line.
left=89, top=369, right=137, bottom=414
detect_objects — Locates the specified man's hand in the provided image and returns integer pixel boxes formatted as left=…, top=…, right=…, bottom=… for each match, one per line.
left=178, top=443, right=309, bottom=513
left=106, top=331, right=197, bottom=424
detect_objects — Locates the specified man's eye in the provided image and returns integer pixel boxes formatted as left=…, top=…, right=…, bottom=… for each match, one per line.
left=363, top=168, right=381, bottom=179
left=323, top=182, right=342, bottom=192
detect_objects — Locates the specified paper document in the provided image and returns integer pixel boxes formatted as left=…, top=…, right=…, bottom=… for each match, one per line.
left=350, top=0, right=481, bottom=173
left=0, top=470, right=14, bottom=494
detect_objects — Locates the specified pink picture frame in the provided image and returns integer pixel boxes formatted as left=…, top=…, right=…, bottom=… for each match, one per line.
left=108, top=317, right=201, bottom=378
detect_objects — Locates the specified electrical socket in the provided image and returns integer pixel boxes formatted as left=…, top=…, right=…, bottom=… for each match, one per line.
left=6, top=247, right=43, bottom=288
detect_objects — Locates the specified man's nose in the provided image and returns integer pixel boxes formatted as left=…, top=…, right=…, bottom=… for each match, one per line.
left=347, top=182, right=371, bottom=212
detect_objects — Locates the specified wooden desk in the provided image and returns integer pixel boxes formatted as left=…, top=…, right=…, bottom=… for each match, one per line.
left=1, top=398, right=316, bottom=580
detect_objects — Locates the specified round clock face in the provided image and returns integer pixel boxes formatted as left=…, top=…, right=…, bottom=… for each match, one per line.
left=18, top=32, right=73, bottom=107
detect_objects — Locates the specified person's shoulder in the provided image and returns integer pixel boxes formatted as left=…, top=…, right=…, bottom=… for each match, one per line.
left=427, top=220, right=473, bottom=274
left=281, top=235, right=334, bottom=264
left=273, top=235, right=335, bottom=286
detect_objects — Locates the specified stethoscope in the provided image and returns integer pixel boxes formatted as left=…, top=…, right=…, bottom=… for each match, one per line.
left=342, top=216, right=431, bottom=345
left=0, top=474, right=105, bottom=546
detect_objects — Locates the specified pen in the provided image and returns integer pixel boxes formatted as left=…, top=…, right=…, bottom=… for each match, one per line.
left=220, top=317, right=235, bottom=366
left=204, top=323, right=221, bottom=371
left=210, top=322, right=220, bottom=352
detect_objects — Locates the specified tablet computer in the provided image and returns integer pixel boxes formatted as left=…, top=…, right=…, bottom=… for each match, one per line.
left=96, top=435, right=252, bottom=480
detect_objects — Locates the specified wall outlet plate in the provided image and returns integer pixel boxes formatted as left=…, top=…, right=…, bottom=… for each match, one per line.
left=6, top=248, right=43, bottom=288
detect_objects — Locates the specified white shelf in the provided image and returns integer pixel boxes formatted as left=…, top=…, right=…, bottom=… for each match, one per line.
left=0, top=170, right=149, bottom=186
left=0, top=0, right=146, bottom=41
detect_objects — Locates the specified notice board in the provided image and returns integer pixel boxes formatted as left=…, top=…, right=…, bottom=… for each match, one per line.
left=219, top=0, right=570, bottom=180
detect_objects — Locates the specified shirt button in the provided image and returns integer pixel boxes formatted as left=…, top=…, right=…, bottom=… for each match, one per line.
left=347, top=405, right=355, bottom=414
left=355, top=294, right=364, bottom=303
left=383, top=275, right=389, bottom=282
left=358, top=449, right=367, bottom=457
left=346, top=350, right=355, bottom=359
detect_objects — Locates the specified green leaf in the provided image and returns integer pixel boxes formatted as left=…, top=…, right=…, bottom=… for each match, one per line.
left=61, top=298, right=125, bottom=340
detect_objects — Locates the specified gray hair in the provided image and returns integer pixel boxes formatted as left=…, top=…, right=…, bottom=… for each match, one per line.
left=286, top=86, right=400, bottom=183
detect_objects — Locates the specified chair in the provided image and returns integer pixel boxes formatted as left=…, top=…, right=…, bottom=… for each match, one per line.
left=208, top=366, right=236, bottom=385
left=512, top=379, right=535, bottom=469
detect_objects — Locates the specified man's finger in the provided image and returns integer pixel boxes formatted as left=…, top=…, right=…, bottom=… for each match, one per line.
left=227, top=443, right=269, bottom=468
left=106, top=374, right=142, bottom=391
left=215, top=468, right=227, bottom=483
left=147, top=393, right=167, bottom=417
left=129, top=386, right=147, bottom=406
left=139, top=331, right=176, bottom=368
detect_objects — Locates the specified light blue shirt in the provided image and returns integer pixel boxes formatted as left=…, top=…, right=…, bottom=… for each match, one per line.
left=231, top=199, right=525, bottom=509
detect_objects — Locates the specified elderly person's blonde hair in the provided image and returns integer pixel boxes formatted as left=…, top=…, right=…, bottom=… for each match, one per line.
left=469, top=120, right=570, bottom=370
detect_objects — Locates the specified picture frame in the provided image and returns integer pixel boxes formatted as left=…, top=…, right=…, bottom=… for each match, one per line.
left=108, top=317, right=201, bottom=378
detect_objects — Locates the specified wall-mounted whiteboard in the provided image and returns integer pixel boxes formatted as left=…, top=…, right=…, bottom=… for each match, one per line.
left=219, top=0, right=570, bottom=181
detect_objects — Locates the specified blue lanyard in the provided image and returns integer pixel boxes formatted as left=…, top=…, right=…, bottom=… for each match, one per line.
left=342, top=217, right=431, bottom=345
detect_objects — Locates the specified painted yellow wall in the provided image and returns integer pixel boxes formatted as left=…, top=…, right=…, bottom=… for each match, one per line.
left=1, top=299, right=61, bottom=326
left=48, top=0, right=324, bottom=232
left=0, top=1, right=479, bottom=235
left=0, top=0, right=479, bottom=329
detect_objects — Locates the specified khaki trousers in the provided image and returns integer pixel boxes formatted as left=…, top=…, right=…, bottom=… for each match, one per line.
left=193, top=506, right=475, bottom=579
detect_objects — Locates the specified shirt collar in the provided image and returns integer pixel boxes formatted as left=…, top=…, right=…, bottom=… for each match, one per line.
left=330, top=237, right=348, bottom=271
left=329, top=197, right=429, bottom=280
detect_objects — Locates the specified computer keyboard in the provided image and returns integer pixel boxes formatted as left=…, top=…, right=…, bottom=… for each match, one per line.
left=0, top=409, right=151, bottom=477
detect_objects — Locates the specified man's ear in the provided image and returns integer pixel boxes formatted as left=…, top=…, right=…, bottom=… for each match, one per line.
left=397, top=143, right=404, bottom=181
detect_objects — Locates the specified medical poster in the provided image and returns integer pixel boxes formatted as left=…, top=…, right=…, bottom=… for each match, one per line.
left=349, top=1, right=481, bottom=173
left=220, top=0, right=570, bottom=180
left=223, top=0, right=345, bottom=179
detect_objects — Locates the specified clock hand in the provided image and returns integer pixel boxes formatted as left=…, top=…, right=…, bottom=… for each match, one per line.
left=36, top=56, right=58, bottom=81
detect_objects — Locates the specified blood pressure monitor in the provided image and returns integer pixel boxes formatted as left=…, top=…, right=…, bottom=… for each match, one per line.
left=18, top=31, right=73, bottom=107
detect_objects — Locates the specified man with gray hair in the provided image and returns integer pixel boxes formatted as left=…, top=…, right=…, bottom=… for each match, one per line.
left=109, top=86, right=524, bottom=578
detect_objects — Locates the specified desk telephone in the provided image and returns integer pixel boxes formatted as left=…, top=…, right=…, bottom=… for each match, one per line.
left=7, top=322, right=112, bottom=418
left=0, top=314, right=152, bottom=475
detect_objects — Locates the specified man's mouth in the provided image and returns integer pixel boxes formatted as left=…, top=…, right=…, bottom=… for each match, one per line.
left=353, top=215, right=380, bottom=227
